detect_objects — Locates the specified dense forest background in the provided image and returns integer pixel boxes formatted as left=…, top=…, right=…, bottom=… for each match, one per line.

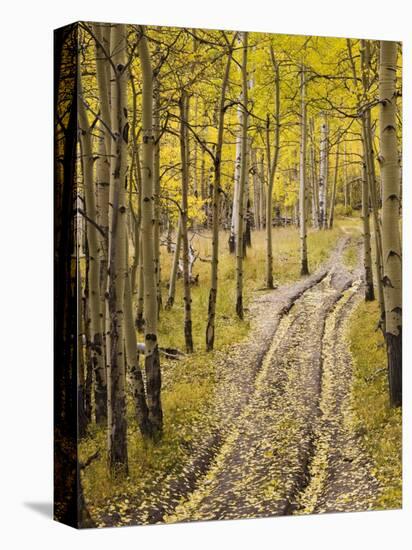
left=54, top=22, right=402, bottom=527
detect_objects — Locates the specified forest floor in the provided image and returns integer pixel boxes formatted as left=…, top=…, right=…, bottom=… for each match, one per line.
left=163, top=236, right=380, bottom=522
left=81, top=222, right=401, bottom=527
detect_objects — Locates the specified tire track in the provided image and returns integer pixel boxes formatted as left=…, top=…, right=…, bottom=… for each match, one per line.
left=94, top=237, right=378, bottom=527
left=294, top=281, right=379, bottom=515
left=129, top=239, right=353, bottom=525
left=165, top=251, right=373, bottom=523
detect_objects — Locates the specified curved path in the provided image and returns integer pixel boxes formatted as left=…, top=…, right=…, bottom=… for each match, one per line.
left=164, top=238, right=379, bottom=522
left=92, top=237, right=379, bottom=526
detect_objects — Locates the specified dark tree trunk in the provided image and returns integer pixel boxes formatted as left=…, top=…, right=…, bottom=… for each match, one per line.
left=145, top=347, right=163, bottom=440
left=54, top=23, right=79, bottom=528
left=386, top=331, right=402, bottom=407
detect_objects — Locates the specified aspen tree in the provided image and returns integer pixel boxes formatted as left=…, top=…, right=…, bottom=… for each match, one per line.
left=179, top=91, right=194, bottom=351
left=235, top=32, right=249, bottom=319
left=347, top=38, right=375, bottom=301
left=124, top=241, right=152, bottom=437
left=243, top=161, right=252, bottom=249
left=259, top=152, right=266, bottom=228
left=328, top=136, right=340, bottom=229
left=364, top=111, right=384, bottom=309
left=78, top=68, right=107, bottom=425
left=361, top=160, right=375, bottom=301
left=360, top=40, right=379, bottom=303
left=93, top=24, right=111, bottom=391
left=251, top=148, right=261, bottom=230
left=309, top=130, right=319, bottom=228
left=228, top=101, right=242, bottom=254
left=107, top=24, right=128, bottom=471
left=309, top=118, right=319, bottom=227
left=265, top=45, right=280, bottom=288
left=343, top=142, right=348, bottom=209
left=193, top=94, right=199, bottom=198
left=360, top=40, right=385, bottom=317
left=81, top=244, right=93, bottom=425
left=205, top=33, right=236, bottom=351
left=153, top=78, right=162, bottom=314
left=299, top=65, right=309, bottom=275
left=135, top=240, right=145, bottom=331
left=379, top=41, right=402, bottom=407
left=139, top=27, right=163, bottom=436
left=318, top=114, right=328, bottom=229
left=165, top=220, right=182, bottom=309
left=129, top=73, right=142, bottom=296
left=77, top=256, right=88, bottom=438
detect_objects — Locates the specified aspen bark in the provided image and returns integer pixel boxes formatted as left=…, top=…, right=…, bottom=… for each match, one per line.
left=139, top=27, right=163, bottom=436
left=81, top=238, right=94, bottom=427
left=299, top=66, right=309, bottom=275
left=328, top=137, right=340, bottom=229
left=78, top=71, right=107, bottom=425
left=318, top=115, right=328, bottom=229
left=251, top=148, right=260, bottom=230
left=361, top=160, right=375, bottom=301
left=364, top=110, right=385, bottom=318
left=107, top=24, right=128, bottom=471
left=179, top=91, right=194, bottom=352
left=165, top=220, right=182, bottom=309
left=244, top=169, right=252, bottom=249
left=129, top=192, right=140, bottom=298
left=259, top=152, right=266, bottom=228
left=310, top=148, right=319, bottom=228
left=359, top=41, right=385, bottom=318
left=93, top=25, right=112, bottom=405
left=94, top=23, right=111, bottom=126
left=309, top=118, right=319, bottom=229
left=130, top=74, right=142, bottom=296
left=124, top=242, right=151, bottom=437
left=229, top=101, right=242, bottom=254
left=153, top=78, right=162, bottom=314
left=206, top=34, right=235, bottom=351
left=265, top=46, right=280, bottom=288
left=193, top=94, right=199, bottom=198
left=379, top=41, right=402, bottom=407
left=235, top=32, right=249, bottom=319
left=135, top=239, right=145, bottom=331
left=348, top=38, right=376, bottom=303
left=343, top=142, right=348, bottom=209
left=96, top=136, right=110, bottom=290
left=77, top=258, right=88, bottom=438
left=94, top=23, right=111, bottom=312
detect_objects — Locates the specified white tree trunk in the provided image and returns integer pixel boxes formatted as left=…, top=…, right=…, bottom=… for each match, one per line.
left=299, top=66, right=309, bottom=275
left=235, top=32, right=249, bottom=319
left=379, top=41, right=402, bottom=407
left=139, top=27, right=163, bottom=437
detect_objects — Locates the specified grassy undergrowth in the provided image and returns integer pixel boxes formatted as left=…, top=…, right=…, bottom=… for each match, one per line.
left=80, top=223, right=344, bottom=515
left=159, top=225, right=342, bottom=351
left=343, top=239, right=359, bottom=269
left=349, top=300, right=402, bottom=509
left=81, top=358, right=216, bottom=521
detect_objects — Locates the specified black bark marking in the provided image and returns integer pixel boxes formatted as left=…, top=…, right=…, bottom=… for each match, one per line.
left=382, top=275, right=394, bottom=288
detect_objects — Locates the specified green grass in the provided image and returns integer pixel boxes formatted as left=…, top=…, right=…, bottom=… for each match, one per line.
left=158, top=225, right=342, bottom=352
left=349, top=300, right=402, bottom=509
left=81, top=362, right=215, bottom=514
left=80, top=222, right=344, bottom=514
left=343, top=239, right=359, bottom=269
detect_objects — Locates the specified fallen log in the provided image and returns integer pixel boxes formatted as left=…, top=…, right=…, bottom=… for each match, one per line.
left=137, top=343, right=186, bottom=360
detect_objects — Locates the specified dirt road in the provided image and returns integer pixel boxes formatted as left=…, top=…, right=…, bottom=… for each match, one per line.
left=163, top=237, right=379, bottom=522
left=92, top=237, right=379, bottom=527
